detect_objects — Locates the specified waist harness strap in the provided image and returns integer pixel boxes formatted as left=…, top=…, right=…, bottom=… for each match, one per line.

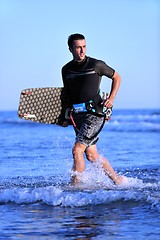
left=72, top=101, right=112, bottom=118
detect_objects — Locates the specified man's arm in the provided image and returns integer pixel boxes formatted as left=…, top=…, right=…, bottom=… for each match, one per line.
left=60, top=67, right=71, bottom=127
left=104, top=71, right=121, bottom=108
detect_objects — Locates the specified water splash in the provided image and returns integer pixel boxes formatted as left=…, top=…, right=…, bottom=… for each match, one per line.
left=0, top=162, right=159, bottom=211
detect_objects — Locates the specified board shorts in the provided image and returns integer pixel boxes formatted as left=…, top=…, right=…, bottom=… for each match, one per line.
left=72, top=112, right=105, bottom=147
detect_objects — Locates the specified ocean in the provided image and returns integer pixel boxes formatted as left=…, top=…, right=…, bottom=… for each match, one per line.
left=0, top=109, right=160, bottom=240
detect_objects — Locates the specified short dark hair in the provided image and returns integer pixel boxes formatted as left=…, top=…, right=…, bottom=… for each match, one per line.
left=67, top=33, right=85, bottom=48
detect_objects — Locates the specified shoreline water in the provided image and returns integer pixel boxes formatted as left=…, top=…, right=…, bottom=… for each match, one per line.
left=0, top=109, right=160, bottom=239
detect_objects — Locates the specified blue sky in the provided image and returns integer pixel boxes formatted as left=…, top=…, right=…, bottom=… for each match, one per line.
left=0, top=0, right=159, bottom=110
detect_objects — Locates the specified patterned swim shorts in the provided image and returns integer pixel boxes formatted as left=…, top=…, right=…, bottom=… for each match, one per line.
left=72, top=112, right=105, bottom=147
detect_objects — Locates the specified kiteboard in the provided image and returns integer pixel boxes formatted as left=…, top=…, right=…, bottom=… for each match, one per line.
left=18, top=87, right=67, bottom=125
left=18, top=87, right=112, bottom=125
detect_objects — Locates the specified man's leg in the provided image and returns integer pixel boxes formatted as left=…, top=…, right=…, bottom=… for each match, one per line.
left=71, top=142, right=86, bottom=184
left=85, top=144, right=124, bottom=185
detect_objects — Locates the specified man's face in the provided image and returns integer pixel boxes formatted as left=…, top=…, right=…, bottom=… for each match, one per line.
left=70, top=39, right=86, bottom=62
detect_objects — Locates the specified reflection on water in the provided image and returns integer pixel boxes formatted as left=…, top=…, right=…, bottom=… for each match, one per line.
left=1, top=201, right=160, bottom=239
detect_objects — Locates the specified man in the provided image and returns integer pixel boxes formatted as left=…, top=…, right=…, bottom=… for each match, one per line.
left=62, top=33, right=124, bottom=185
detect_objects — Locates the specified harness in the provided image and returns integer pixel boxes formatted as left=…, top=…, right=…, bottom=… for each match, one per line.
left=72, top=101, right=112, bottom=117
left=65, top=93, right=112, bottom=140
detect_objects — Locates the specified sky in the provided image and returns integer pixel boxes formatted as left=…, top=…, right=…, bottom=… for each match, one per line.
left=0, top=0, right=159, bottom=110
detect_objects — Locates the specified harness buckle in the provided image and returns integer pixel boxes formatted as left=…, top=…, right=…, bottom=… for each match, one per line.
left=103, top=107, right=112, bottom=120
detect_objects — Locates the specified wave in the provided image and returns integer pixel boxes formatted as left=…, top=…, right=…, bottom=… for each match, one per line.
left=106, top=121, right=160, bottom=132
left=0, top=176, right=159, bottom=212
left=1, top=110, right=160, bottom=132
left=0, top=162, right=159, bottom=211
left=0, top=184, right=159, bottom=212
left=106, top=110, right=160, bottom=132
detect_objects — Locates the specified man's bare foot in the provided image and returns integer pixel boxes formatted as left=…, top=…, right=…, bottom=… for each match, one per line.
left=114, top=175, right=126, bottom=185
left=71, top=172, right=82, bottom=186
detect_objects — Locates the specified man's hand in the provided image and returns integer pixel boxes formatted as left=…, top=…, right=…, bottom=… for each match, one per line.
left=104, top=97, right=114, bottom=108
left=61, top=121, right=69, bottom=127
left=104, top=71, right=121, bottom=109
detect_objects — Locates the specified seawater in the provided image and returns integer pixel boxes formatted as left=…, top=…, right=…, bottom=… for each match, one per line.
left=0, top=109, right=160, bottom=239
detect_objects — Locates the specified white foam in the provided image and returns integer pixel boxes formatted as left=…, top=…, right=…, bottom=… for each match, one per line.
left=0, top=184, right=158, bottom=209
left=0, top=162, right=159, bottom=210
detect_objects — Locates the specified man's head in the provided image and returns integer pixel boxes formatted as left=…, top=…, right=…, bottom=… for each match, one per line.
left=67, top=33, right=85, bottom=48
left=68, top=33, right=86, bottom=62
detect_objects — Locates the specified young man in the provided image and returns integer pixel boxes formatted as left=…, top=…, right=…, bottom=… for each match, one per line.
left=62, top=33, right=124, bottom=185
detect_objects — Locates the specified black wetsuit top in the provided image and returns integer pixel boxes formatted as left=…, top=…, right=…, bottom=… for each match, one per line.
left=62, top=56, right=115, bottom=106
